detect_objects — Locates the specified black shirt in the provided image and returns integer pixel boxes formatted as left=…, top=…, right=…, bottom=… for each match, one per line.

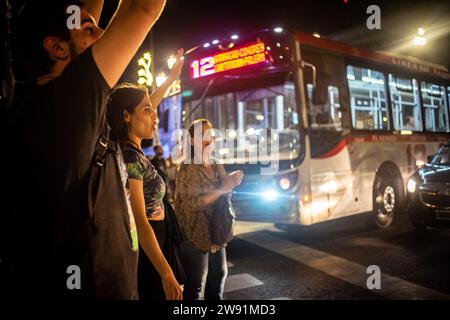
left=5, top=47, right=138, bottom=299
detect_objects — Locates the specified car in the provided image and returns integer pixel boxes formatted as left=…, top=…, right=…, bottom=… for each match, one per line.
left=406, top=142, right=450, bottom=231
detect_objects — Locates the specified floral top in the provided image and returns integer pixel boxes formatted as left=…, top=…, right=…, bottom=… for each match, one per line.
left=122, top=142, right=166, bottom=220
left=174, top=163, right=226, bottom=253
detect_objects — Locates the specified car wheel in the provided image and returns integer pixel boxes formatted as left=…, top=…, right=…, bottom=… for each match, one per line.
left=372, top=170, right=404, bottom=228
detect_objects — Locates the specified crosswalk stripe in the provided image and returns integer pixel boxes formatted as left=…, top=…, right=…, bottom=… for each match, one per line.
left=238, top=231, right=450, bottom=300
left=224, top=273, right=264, bottom=293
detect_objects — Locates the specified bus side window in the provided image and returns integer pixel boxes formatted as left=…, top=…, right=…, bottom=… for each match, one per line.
left=388, top=74, right=423, bottom=132
left=447, top=86, right=450, bottom=130
left=347, top=65, right=390, bottom=131
left=306, top=83, right=343, bottom=131
left=448, top=86, right=450, bottom=113
left=421, top=82, right=450, bottom=133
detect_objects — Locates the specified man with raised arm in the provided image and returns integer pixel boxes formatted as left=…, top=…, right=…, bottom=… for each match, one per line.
left=5, top=0, right=170, bottom=299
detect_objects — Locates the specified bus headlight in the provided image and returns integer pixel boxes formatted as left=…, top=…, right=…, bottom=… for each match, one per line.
left=279, top=177, right=291, bottom=190
left=278, top=171, right=298, bottom=191
left=407, top=179, right=417, bottom=193
left=262, top=189, right=278, bottom=201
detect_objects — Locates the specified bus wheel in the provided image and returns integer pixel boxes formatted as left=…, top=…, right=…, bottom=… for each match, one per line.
left=372, top=171, right=403, bottom=228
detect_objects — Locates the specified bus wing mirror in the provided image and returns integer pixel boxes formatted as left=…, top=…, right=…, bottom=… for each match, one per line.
left=301, top=61, right=317, bottom=88
left=427, top=155, right=434, bottom=163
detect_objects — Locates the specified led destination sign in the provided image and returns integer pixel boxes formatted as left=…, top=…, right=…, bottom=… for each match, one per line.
left=191, top=42, right=267, bottom=79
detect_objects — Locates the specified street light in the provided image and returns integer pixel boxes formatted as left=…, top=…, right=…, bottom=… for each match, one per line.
left=413, top=27, right=426, bottom=46
left=156, top=73, right=168, bottom=87
left=414, top=36, right=426, bottom=46
left=167, top=56, right=177, bottom=69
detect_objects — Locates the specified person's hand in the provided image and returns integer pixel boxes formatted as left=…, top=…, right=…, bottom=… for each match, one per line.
left=220, top=170, right=244, bottom=193
left=168, top=49, right=184, bottom=81
left=161, top=273, right=183, bottom=300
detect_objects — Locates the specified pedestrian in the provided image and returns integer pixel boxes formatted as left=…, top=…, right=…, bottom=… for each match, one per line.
left=150, top=144, right=169, bottom=187
left=166, top=156, right=177, bottom=202
left=107, top=49, right=186, bottom=301
left=174, top=119, right=244, bottom=300
left=5, top=0, right=166, bottom=299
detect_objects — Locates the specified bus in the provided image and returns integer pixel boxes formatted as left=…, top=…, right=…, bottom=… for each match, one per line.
left=157, top=28, right=450, bottom=228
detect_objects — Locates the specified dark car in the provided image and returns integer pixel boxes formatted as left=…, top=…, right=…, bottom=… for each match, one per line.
left=406, top=142, right=450, bottom=231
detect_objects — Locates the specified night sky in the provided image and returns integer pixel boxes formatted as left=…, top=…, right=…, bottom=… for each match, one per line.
left=4, top=0, right=450, bottom=82
left=145, top=0, right=450, bottom=72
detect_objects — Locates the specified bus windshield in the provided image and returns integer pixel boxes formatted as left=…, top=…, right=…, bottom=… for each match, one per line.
left=182, top=78, right=301, bottom=164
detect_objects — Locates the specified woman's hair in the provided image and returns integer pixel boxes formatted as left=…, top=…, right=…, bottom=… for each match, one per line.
left=106, top=82, right=149, bottom=142
left=187, top=118, right=213, bottom=162
left=188, top=118, right=212, bottom=140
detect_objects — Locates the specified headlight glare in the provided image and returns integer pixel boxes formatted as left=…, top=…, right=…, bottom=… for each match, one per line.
left=407, top=179, right=417, bottom=193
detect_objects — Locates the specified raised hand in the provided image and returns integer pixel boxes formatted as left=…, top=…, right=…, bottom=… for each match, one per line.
left=168, top=48, right=185, bottom=81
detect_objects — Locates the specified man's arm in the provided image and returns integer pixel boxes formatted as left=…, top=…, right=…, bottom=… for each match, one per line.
left=92, top=0, right=166, bottom=88
left=83, top=0, right=104, bottom=25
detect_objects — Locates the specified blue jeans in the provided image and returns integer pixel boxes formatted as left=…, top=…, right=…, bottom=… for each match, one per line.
left=180, top=241, right=228, bottom=300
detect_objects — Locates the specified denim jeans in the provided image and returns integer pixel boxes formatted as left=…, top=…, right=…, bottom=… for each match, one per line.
left=180, top=241, right=228, bottom=300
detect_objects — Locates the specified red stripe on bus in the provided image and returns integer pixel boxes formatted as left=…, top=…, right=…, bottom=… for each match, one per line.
left=313, top=133, right=448, bottom=159
left=318, top=139, right=347, bottom=159
left=349, top=133, right=449, bottom=143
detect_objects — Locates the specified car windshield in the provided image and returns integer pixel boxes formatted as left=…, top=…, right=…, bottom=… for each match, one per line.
left=432, top=146, right=450, bottom=165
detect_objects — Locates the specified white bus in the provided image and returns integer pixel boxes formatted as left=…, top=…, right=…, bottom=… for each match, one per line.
left=158, top=29, right=450, bottom=228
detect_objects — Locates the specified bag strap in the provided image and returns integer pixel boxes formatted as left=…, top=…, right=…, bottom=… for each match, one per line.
left=93, top=124, right=117, bottom=167
left=88, top=123, right=118, bottom=231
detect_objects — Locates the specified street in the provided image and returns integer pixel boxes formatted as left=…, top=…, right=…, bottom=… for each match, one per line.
left=223, top=214, right=450, bottom=300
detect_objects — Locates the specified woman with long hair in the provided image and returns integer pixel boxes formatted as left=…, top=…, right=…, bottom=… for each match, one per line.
left=106, top=50, right=185, bottom=300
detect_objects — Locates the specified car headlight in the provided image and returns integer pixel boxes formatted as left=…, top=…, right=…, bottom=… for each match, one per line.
left=407, top=179, right=417, bottom=193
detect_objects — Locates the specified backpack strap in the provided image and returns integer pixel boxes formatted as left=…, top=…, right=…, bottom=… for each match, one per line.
left=88, top=123, right=118, bottom=232
left=93, top=124, right=117, bottom=167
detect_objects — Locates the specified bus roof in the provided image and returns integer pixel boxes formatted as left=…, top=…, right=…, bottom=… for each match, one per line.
left=296, top=31, right=450, bottom=81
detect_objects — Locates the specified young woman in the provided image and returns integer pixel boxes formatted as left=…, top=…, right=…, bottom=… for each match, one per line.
left=175, top=119, right=244, bottom=300
left=106, top=50, right=185, bottom=300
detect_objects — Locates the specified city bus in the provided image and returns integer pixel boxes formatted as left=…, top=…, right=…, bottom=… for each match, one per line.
left=157, top=28, right=450, bottom=228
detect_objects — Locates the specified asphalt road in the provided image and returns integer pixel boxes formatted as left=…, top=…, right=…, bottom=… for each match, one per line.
left=223, top=213, right=450, bottom=300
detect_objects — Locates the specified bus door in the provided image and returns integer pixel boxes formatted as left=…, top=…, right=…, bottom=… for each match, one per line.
left=301, top=46, right=360, bottom=222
